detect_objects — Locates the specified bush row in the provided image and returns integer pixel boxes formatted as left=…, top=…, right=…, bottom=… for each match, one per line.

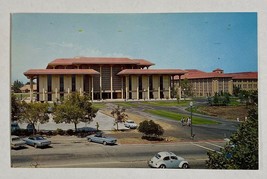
left=11, top=128, right=97, bottom=137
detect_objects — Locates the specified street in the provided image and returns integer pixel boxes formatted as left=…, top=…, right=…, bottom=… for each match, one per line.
left=11, top=137, right=226, bottom=168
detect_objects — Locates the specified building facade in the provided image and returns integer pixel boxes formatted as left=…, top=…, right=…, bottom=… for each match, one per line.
left=173, top=68, right=258, bottom=97
left=24, top=57, right=186, bottom=102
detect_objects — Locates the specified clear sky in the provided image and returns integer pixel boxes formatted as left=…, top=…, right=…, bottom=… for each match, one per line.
left=11, top=13, right=257, bottom=83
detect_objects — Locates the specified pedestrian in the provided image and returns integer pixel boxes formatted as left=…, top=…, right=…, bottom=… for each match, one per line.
left=187, top=117, right=191, bottom=126
left=96, top=122, right=99, bottom=131
left=181, top=117, right=184, bottom=126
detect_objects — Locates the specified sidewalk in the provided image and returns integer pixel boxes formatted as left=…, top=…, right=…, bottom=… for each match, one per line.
left=18, top=111, right=129, bottom=131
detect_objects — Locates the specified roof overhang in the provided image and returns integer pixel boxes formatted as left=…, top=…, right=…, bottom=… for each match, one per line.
left=117, top=69, right=187, bottom=76
left=24, top=69, right=100, bottom=78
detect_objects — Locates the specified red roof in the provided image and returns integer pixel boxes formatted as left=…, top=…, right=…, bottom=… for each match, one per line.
left=117, top=69, right=187, bottom=75
left=47, top=57, right=154, bottom=67
left=24, top=69, right=100, bottom=77
left=229, top=72, right=258, bottom=80
left=180, top=72, right=232, bottom=79
left=132, top=59, right=155, bottom=66
left=174, top=69, right=258, bottom=80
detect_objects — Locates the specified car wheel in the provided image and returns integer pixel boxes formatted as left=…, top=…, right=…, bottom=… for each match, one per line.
left=34, top=144, right=38, bottom=148
left=182, top=163, right=189, bottom=169
left=88, top=138, right=92, bottom=142
left=103, top=141, right=107, bottom=145
left=159, top=164, right=166, bottom=168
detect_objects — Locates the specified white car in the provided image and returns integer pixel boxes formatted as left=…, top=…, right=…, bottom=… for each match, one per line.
left=148, top=151, right=189, bottom=169
left=11, top=135, right=26, bottom=149
left=124, top=120, right=138, bottom=129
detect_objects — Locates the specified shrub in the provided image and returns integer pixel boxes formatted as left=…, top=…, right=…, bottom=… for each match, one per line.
left=66, top=129, right=74, bottom=136
left=56, top=128, right=65, bottom=135
left=138, top=120, right=164, bottom=138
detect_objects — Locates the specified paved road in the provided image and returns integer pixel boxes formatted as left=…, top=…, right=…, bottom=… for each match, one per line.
left=11, top=100, right=238, bottom=169
left=11, top=136, right=226, bottom=168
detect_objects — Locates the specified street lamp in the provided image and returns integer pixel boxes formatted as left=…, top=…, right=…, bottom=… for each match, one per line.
left=190, top=101, right=194, bottom=139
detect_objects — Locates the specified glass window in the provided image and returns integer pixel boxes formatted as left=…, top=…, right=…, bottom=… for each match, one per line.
left=163, top=156, right=170, bottom=161
left=171, top=156, right=178, bottom=160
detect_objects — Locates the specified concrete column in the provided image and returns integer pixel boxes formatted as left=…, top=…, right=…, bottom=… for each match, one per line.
left=30, top=78, right=33, bottom=102
left=169, top=77, right=171, bottom=99
left=100, top=65, right=102, bottom=100
left=126, top=76, right=129, bottom=100
left=110, top=66, right=113, bottom=99
left=42, top=88, right=45, bottom=101
left=137, top=78, right=139, bottom=100
left=171, top=76, right=174, bottom=99
left=158, top=86, right=160, bottom=99
left=121, top=77, right=124, bottom=99
left=55, top=88, right=58, bottom=100
left=91, top=76, right=94, bottom=100
left=147, top=76, right=150, bottom=100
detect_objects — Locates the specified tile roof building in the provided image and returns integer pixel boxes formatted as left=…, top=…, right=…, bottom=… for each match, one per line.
left=24, top=57, right=257, bottom=101
left=173, top=68, right=258, bottom=97
left=24, top=57, right=186, bottom=102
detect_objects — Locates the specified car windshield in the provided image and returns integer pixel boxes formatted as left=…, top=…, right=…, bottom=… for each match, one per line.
left=127, top=121, right=134, bottom=123
left=35, top=136, right=45, bottom=140
left=155, top=154, right=161, bottom=159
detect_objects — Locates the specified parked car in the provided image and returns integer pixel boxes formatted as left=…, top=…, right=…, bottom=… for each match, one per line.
left=23, top=136, right=51, bottom=148
left=86, top=132, right=117, bottom=145
left=11, top=122, right=20, bottom=132
left=11, top=135, right=26, bottom=149
left=26, top=123, right=36, bottom=133
left=148, top=151, right=190, bottom=169
left=77, top=127, right=97, bottom=133
left=124, top=120, right=138, bottom=129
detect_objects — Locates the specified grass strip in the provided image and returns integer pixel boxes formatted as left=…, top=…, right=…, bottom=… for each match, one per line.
left=140, top=100, right=189, bottom=107
left=145, top=109, right=220, bottom=125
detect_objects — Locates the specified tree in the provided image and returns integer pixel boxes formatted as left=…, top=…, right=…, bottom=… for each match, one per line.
left=19, top=101, right=50, bottom=134
left=233, top=85, right=241, bottom=97
left=206, top=99, right=258, bottom=169
left=111, top=105, right=128, bottom=130
left=138, top=120, right=164, bottom=138
left=239, top=90, right=258, bottom=107
left=208, top=92, right=230, bottom=106
left=53, top=93, right=98, bottom=132
left=11, top=93, right=21, bottom=121
left=181, top=78, right=193, bottom=98
left=12, top=80, right=24, bottom=93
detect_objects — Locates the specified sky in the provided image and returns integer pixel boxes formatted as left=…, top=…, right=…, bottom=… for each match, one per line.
left=11, top=13, right=258, bottom=83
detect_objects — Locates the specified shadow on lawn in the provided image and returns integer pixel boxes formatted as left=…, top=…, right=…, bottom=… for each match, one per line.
left=141, top=136, right=164, bottom=141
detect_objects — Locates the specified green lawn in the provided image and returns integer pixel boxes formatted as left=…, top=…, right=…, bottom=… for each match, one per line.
left=113, top=102, right=139, bottom=108
left=145, top=109, right=220, bottom=125
left=92, top=103, right=106, bottom=109
left=140, top=100, right=190, bottom=107
left=13, top=93, right=33, bottom=100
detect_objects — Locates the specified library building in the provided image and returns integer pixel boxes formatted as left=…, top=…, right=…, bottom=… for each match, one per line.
left=24, top=57, right=258, bottom=102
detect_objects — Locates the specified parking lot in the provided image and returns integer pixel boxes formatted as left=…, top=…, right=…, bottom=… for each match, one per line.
left=17, top=111, right=129, bottom=131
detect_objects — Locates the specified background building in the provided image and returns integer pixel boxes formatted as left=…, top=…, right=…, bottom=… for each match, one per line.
left=173, top=68, right=258, bottom=97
